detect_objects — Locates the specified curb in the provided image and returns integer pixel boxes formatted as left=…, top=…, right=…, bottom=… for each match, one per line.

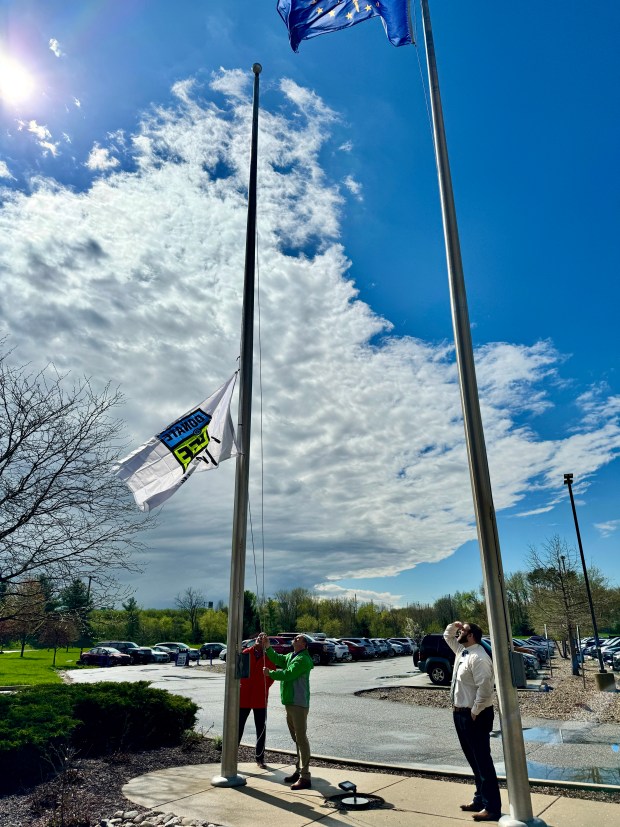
left=240, top=743, right=620, bottom=795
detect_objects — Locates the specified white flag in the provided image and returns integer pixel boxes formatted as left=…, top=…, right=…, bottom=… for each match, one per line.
left=114, top=374, right=238, bottom=512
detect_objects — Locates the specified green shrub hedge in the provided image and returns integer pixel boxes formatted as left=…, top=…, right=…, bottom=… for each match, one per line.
left=0, top=681, right=198, bottom=792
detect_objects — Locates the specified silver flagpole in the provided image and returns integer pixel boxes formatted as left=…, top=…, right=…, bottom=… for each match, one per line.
left=419, top=3, right=546, bottom=825
left=212, top=62, right=262, bottom=788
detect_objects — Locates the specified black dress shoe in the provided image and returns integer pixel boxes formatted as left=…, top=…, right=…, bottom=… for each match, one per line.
left=472, top=810, right=501, bottom=822
left=291, top=777, right=311, bottom=790
left=460, top=802, right=481, bottom=812
left=284, top=771, right=300, bottom=784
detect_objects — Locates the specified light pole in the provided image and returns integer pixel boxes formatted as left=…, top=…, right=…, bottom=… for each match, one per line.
left=563, top=474, right=605, bottom=675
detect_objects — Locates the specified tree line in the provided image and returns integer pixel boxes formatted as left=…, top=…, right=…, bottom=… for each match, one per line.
left=2, top=534, right=619, bottom=658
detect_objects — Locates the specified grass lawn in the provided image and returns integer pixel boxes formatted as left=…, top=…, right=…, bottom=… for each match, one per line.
left=0, top=647, right=89, bottom=686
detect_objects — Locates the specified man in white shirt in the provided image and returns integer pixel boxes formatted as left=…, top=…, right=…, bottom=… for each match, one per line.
left=444, top=621, right=501, bottom=822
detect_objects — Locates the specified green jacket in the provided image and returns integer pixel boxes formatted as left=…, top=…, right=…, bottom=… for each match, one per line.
left=266, top=647, right=313, bottom=707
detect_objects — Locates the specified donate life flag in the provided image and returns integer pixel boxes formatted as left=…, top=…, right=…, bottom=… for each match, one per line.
left=113, top=374, right=238, bottom=512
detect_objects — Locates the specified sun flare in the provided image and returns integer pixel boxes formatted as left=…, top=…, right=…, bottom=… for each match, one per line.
left=0, top=55, right=35, bottom=104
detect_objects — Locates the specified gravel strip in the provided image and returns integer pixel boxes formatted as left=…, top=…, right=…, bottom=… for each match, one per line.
left=360, top=657, right=620, bottom=723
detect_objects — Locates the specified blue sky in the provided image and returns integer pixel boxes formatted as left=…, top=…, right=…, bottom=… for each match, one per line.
left=0, top=1, right=618, bottom=611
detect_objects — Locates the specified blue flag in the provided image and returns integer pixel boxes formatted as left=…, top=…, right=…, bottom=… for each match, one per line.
left=277, top=0, right=413, bottom=53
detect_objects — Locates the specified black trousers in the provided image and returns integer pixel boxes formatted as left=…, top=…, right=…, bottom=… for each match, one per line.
left=239, top=707, right=267, bottom=762
left=453, top=706, right=501, bottom=814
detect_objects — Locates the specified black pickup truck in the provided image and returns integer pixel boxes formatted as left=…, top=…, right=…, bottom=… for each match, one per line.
left=277, top=632, right=335, bottom=665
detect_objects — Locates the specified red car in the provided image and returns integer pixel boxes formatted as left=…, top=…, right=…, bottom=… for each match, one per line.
left=79, top=646, right=132, bottom=667
left=242, top=636, right=294, bottom=655
left=338, top=639, right=367, bottom=660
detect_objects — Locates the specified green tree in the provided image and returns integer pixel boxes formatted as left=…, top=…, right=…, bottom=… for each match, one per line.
left=296, top=613, right=318, bottom=633
left=122, top=597, right=142, bottom=641
left=60, top=579, right=94, bottom=650
left=243, top=590, right=260, bottom=638
left=198, top=609, right=228, bottom=642
left=274, top=588, right=312, bottom=631
left=259, top=598, right=281, bottom=634
left=505, top=571, right=533, bottom=635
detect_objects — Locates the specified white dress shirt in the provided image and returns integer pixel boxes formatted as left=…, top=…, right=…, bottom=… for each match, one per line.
left=444, top=623, right=495, bottom=716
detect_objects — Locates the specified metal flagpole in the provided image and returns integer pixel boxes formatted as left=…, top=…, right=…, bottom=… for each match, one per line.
left=212, top=62, right=262, bottom=788
left=419, top=3, right=545, bottom=825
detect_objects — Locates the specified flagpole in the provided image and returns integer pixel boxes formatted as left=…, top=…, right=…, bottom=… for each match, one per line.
left=419, top=3, right=545, bottom=825
left=212, top=62, right=262, bottom=788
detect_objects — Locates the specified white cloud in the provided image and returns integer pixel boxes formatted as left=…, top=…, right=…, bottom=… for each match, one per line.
left=595, top=520, right=620, bottom=538
left=0, top=70, right=618, bottom=605
left=49, top=38, right=64, bottom=58
left=314, top=583, right=404, bottom=608
left=0, top=160, right=14, bottom=179
left=343, top=174, right=363, bottom=200
left=18, top=119, right=60, bottom=156
left=85, top=143, right=120, bottom=171
left=339, top=140, right=353, bottom=152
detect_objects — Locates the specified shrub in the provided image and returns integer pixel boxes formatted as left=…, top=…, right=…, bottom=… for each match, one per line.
left=0, top=682, right=198, bottom=792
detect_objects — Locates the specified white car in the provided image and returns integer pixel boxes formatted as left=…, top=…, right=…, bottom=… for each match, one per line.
left=389, top=641, right=404, bottom=655
left=326, top=638, right=352, bottom=662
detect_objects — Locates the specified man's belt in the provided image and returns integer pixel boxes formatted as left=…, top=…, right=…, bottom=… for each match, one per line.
left=453, top=706, right=472, bottom=712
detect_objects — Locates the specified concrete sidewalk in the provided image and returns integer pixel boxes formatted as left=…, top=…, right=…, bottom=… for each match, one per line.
left=123, top=760, right=619, bottom=827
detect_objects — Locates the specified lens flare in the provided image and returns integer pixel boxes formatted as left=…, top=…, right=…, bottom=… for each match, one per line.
left=0, top=55, right=35, bottom=104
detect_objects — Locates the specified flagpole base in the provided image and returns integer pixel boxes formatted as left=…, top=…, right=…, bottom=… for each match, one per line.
left=211, top=773, right=247, bottom=788
left=499, top=815, right=548, bottom=827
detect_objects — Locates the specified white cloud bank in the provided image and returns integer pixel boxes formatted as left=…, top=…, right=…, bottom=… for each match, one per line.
left=0, top=71, right=618, bottom=606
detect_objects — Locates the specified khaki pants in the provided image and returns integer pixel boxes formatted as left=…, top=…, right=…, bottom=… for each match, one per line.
left=285, top=704, right=310, bottom=779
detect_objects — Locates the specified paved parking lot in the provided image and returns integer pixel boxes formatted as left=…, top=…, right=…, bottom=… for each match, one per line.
left=66, top=655, right=620, bottom=784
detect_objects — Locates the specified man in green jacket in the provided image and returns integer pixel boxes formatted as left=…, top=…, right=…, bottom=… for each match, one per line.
left=263, top=633, right=314, bottom=789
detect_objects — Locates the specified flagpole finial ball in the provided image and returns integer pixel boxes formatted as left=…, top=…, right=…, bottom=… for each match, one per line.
left=252, top=63, right=262, bottom=75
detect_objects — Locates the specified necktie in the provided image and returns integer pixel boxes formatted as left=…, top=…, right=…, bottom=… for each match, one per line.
left=449, top=649, right=468, bottom=705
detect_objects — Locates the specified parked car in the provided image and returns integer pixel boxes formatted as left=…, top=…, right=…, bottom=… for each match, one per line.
left=521, top=653, right=539, bottom=679
left=326, top=638, right=352, bottom=662
left=79, top=646, right=132, bottom=667
left=95, top=640, right=145, bottom=664
left=613, top=651, right=620, bottom=672
left=155, top=642, right=199, bottom=662
left=603, top=644, right=620, bottom=664
left=417, top=633, right=458, bottom=685
left=341, top=637, right=374, bottom=658
left=135, top=646, right=170, bottom=664
left=512, top=639, right=543, bottom=665
left=524, top=638, right=553, bottom=662
left=277, top=633, right=336, bottom=665
left=584, top=637, right=620, bottom=659
left=388, top=641, right=404, bottom=656
left=388, top=638, right=413, bottom=655
left=371, top=638, right=393, bottom=658
left=199, top=642, right=227, bottom=660
left=241, top=636, right=294, bottom=655
left=418, top=633, right=493, bottom=685
left=363, top=638, right=380, bottom=657
left=219, top=647, right=227, bottom=661
left=338, top=639, right=367, bottom=660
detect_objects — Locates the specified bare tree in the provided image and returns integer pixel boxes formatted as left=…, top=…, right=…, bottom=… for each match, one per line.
left=526, top=536, right=584, bottom=671
left=175, top=587, right=206, bottom=642
left=0, top=348, right=147, bottom=618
